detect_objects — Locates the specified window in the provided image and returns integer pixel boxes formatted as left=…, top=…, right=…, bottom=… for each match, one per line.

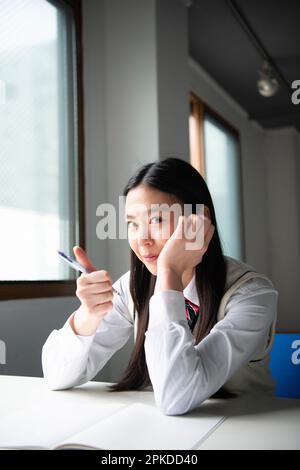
left=0, top=0, right=84, bottom=299
left=189, top=93, right=244, bottom=260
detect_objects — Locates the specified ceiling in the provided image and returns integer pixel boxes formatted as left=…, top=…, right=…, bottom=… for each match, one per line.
left=188, top=0, right=300, bottom=131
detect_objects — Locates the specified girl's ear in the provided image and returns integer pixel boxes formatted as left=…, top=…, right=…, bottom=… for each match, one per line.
left=204, top=205, right=211, bottom=220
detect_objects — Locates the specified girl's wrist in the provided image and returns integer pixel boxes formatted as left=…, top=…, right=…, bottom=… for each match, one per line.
left=155, top=265, right=183, bottom=293
left=71, top=307, right=101, bottom=336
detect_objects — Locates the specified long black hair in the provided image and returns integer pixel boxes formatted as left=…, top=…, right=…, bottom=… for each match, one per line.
left=111, top=157, right=227, bottom=391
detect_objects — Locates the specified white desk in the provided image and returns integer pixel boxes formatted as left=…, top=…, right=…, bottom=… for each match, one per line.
left=0, top=375, right=299, bottom=450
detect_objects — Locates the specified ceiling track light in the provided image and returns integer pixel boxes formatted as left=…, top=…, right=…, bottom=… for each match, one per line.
left=226, top=0, right=291, bottom=98
left=257, top=61, right=280, bottom=97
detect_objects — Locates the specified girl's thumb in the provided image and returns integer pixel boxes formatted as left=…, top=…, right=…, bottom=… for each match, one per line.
left=73, top=246, right=97, bottom=273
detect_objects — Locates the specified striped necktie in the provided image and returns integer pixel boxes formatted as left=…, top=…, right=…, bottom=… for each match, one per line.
left=184, top=298, right=200, bottom=331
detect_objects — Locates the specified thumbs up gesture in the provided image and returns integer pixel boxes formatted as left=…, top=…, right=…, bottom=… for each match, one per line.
left=71, top=246, right=114, bottom=336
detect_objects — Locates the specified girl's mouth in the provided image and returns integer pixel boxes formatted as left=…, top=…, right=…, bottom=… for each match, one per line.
left=143, top=255, right=158, bottom=263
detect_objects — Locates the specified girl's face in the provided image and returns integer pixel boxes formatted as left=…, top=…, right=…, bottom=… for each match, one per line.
left=125, top=185, right=181, bottom=275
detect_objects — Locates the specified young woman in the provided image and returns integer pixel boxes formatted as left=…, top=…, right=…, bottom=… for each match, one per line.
left=42, top=158, right=278, bottom=416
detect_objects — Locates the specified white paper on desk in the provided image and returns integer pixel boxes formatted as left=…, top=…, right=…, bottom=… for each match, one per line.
left=60, top=403, right=225, bottom=450
left=0, top=398, right=125, bottom=450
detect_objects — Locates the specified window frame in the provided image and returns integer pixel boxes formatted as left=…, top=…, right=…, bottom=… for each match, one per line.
left=0, top=0, right=85, bottom=300
left=189, top=91, right=246, bottom=261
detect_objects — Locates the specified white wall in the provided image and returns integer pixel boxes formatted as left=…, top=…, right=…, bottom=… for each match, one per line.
left=264, top=128, right=300, bottom=332
left=83, top=0, right=108, bottom=274
left=156, top=0, right=190, bottom=158
left=0, top=297, right=79, bottom=377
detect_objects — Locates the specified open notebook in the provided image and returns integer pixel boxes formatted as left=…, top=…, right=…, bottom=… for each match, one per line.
left=0, top=398, right=225, bottom=450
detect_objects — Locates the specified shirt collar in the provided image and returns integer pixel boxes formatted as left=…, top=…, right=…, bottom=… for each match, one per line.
left=183, top=273, right=199, bottom=306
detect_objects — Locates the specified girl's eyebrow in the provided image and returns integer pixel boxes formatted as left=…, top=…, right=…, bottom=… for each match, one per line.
left=125, top=208, right=167, bottom=220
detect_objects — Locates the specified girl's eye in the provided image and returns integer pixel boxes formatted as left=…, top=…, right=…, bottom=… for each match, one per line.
left=126, top=221, right=137, bottom=229
left=150, top=216, right=162, bottom=224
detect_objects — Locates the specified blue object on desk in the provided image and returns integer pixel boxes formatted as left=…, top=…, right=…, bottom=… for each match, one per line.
left=269, top=334, right=300, bottom=398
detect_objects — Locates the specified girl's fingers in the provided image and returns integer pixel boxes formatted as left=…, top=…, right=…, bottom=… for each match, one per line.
left=77, top=282, right=112, bottom=296
left=81, top=290, right=113, bottom=308
left=172, top=214, right=213, bottom=250
left=80, top=270, right=112, bottom=285
left=184, top=214, right=206, bottom=244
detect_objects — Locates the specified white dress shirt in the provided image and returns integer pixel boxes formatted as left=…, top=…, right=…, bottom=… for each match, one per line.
left=42, top=269, right=278, bottom=415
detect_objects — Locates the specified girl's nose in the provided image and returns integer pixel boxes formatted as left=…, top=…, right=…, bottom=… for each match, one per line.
left=137, top=226, right=154, bottom=245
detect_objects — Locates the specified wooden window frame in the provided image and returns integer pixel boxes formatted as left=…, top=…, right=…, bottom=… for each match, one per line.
left=189, top=92, right=240, bottom=176
left=189, top=92, right=206, bottom=177
left=0, top=0, right=85, bottom=300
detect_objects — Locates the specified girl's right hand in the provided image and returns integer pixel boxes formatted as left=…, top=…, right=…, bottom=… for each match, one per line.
left=71, top=246, right=114, bottom=336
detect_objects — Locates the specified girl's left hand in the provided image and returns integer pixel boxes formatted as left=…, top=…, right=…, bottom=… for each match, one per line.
left=157, top=214, right=215, bottom=277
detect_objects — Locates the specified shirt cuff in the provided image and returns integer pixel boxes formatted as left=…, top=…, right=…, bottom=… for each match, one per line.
left=148, top=290, right=186, bottom=330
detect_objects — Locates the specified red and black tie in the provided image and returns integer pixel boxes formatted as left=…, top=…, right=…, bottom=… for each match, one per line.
left=184, top=298, right=200, bottom=331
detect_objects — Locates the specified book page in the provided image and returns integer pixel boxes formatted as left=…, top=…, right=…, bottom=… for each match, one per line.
left=59, top=403, right=225, bottom=450
left=0, top=397, right=126, bottom=449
